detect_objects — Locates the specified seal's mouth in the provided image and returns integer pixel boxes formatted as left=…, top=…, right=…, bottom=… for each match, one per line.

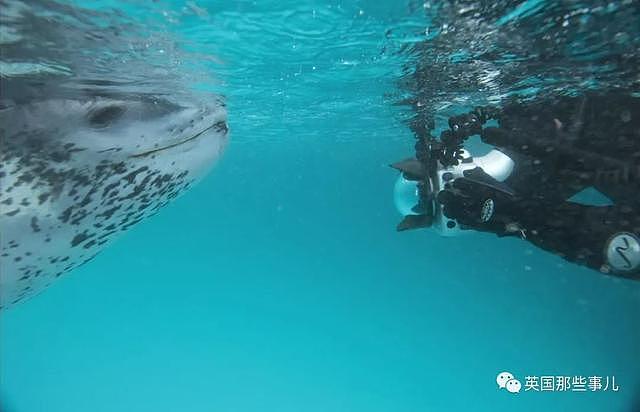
left=130, top=120, right=228, bottom=158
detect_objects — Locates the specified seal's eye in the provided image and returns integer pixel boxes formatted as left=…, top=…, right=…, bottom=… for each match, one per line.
left=88, top=105, right=126, bottom=128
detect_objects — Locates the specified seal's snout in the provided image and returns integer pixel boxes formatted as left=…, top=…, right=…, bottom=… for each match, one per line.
left=165, top=101, right=224, bottom=136
left=195, top=103, right=228, bottom=132
left=131, top=100, right=228, bottom=159
left=211, top=120, right=229, bottom=136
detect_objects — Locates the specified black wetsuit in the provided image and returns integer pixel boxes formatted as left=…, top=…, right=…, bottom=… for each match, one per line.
left=434, top=93, right=640, bottom=278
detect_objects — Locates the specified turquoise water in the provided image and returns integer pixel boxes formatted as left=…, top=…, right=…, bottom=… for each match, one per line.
left=1, top=1, right=639, bottom=411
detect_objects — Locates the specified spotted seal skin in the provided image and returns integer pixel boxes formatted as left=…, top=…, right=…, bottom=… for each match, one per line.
left=0, top=86, right=228, bottom=308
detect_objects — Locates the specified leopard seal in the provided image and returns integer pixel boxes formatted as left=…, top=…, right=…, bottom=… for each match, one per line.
left=0, top=0, right=230, bottom=308
left=0, top=77, right=228, bottom=308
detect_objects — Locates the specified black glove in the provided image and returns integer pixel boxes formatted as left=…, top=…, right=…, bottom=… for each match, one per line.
left=436, top=167, right=521, bottom=235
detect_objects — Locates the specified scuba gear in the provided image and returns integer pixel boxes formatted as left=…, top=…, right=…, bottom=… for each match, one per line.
left=391, top=106, right=515, bottom=236
left=436, top=167, right=520, bottom=235
left=391, top=94, right=640, bottom=279
left=604, top=233, right=640, bottom=274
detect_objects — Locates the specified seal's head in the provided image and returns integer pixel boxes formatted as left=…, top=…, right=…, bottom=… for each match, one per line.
left=5, top=92, right=227, bottom=176
left=0, top=88, right=228, bottom=307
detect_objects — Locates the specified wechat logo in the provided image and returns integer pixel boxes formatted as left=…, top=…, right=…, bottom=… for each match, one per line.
left=497, top=371, right=521, bottom=394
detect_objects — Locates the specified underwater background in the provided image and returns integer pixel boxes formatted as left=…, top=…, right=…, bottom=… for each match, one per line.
left=1, top=0, right=639, bottom=411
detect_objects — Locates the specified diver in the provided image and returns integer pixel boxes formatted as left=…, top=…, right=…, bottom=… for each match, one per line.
left=391, top=92, right=640, bottom=279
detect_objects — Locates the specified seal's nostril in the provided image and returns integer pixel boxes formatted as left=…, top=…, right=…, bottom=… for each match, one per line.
left=213, top=121, right=228, bottom=135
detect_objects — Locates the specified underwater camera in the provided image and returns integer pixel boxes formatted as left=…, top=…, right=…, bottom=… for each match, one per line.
left=392, top=149, right=514, bottom=236
left=390, top=107, right=514, bottom=236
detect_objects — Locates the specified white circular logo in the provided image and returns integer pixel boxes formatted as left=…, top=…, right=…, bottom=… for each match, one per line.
left=605, top=232, right=640, bottom=274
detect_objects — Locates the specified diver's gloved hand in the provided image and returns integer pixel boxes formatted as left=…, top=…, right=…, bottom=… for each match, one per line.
left=439, top=168, right=640, bottom=277
left=436, top=167, right=520, bottom=235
